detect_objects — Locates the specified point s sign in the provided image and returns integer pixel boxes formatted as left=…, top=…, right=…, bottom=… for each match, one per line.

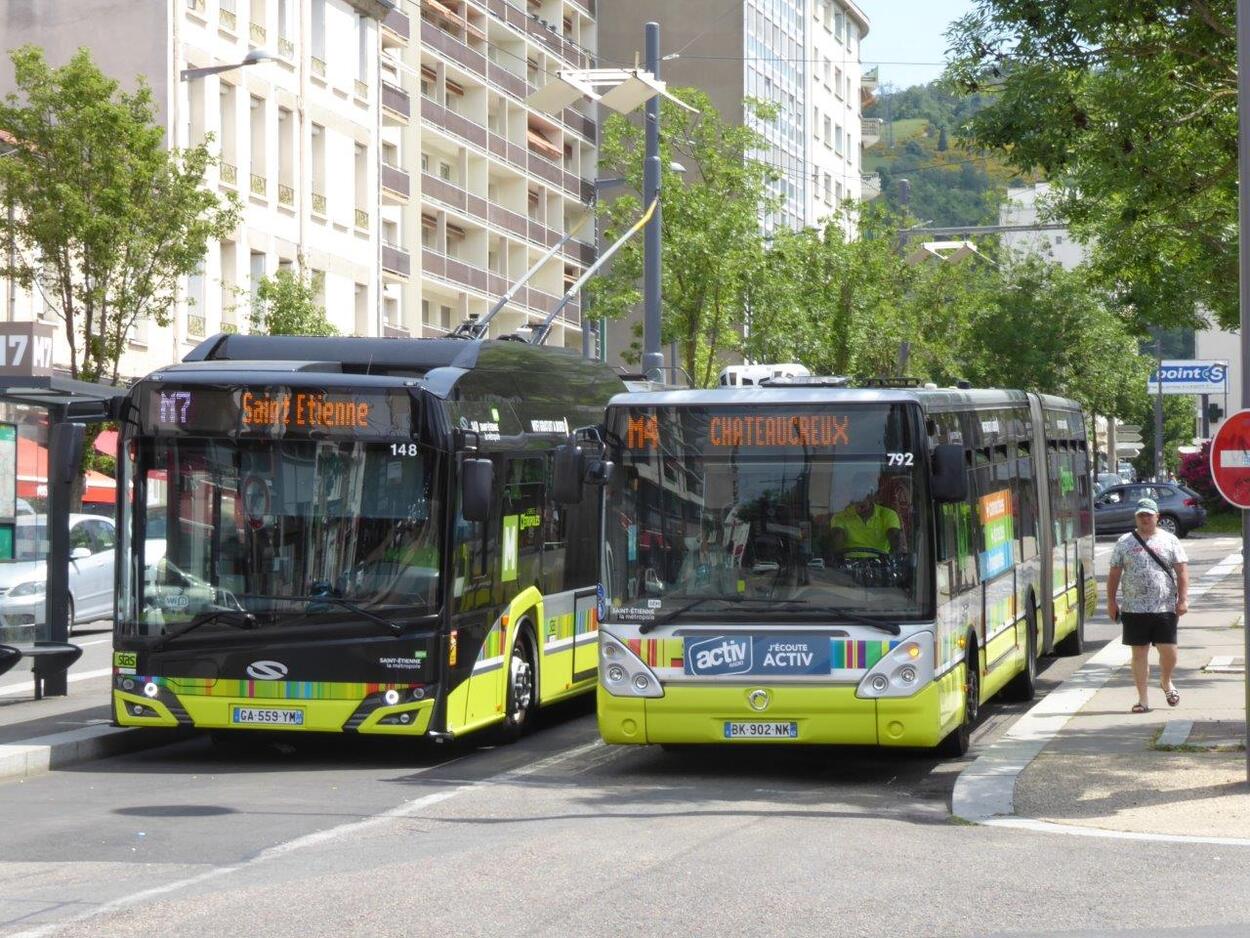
left=0, top=322, right=55, bottom=379
left=1147, top=360, right=1228, bottom=395
left=1210, top=409, right=1250, bottom=509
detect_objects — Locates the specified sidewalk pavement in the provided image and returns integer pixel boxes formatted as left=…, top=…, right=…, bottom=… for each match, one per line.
left=0, top=674, right=183, bottom=784
left=1009, top=560, right=1250, bottom=840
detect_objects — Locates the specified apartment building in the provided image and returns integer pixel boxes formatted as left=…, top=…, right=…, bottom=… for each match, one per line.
left=0, top=0, right=388, bottom=378
left=599, top=0, right=871, bottom=233
left=380, top=0, right=597, bottom=347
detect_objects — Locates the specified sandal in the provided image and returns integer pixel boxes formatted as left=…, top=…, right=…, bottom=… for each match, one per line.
left=1165, top=689, right=1180, bottom=707
left=1131, top=703, right=1150, bottom=713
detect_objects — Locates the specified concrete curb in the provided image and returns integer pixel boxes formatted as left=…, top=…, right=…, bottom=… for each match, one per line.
left=0, top=724, right=186, bottom=784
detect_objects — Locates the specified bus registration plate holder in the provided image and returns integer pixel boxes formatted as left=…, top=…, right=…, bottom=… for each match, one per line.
left=723, top=721, right=798, bottom=740
left=231, top=706, right=305, bottom=727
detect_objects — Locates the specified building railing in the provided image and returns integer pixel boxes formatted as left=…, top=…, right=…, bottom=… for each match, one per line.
left=354, top=79, right=368, bottom=99
left=250, top=21, right=266, bottom=43
left=278, top=37, right=295, bottom=59
left=278, top=183, right=295, bottom=206
left=382, top=242, right=412, bottom=278
left=382, top=7, right=411, bottom=42
left=250, top=173, right=266, bottom=197
left=381, top=162, right=410, bottom=200
left=355, top=208, right=369, bottom=230
left=220, top=162, right=238, bottom=186
left=382, top=81, right=411, bottom=120
left=187, top=314, right=206, bottom=338
left=220, top=321, right=239, bottom=335
left=311, top=191, right=327, bottom=215
left=311, top=56, right=326, bottom=78
left=219, top=8, right=237, bottom=31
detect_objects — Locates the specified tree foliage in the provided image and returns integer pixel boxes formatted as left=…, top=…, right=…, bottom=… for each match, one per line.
left=248, top=269, right=338, bottom=336
left=946, top=1, right=1239, bottom=330
left=0, top=46, right=240, bottom=384
left=590, top=89, right=781, bottom=385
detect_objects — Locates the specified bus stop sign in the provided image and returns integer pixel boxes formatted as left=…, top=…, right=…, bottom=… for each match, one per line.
left=1210, top=409, right=1250, bottom=508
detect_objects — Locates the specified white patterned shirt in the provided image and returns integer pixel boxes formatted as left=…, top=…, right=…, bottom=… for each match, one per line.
left=1109, top=530, right=1187, bottom=614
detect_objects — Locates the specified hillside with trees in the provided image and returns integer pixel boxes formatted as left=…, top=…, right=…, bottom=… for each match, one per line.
left=863, top=80, right=1036, bottom=227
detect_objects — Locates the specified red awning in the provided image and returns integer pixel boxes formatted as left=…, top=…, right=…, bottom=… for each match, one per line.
left=16, top=436, right=117, bottom=505
left=94, top=429, right=118, bottom=457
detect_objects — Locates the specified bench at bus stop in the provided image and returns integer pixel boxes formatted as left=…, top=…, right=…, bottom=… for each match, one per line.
left=0, top=642, right=84, bottom=700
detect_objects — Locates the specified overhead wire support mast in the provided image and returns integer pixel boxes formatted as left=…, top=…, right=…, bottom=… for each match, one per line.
left=529, top=198, right=659, bottom=347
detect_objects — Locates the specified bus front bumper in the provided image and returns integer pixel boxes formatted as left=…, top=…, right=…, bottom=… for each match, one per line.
left=597, top=679, right=950, bottom=748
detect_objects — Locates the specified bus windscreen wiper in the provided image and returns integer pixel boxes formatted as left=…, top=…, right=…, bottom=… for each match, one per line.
left=640, top=597, right=900, bottom=636
left=818, top=607, right=902, bottom=635
left=238, top=594, right=403, bottom=635
left=152, top=609, right=259, bottom=650
left=640, top=595, right=747, bottom=633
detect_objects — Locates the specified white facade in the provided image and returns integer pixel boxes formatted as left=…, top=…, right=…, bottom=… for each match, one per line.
left=1194, top=328, right=1242, bottom=437
left=0, top=0, right=385, bottom=381
left=999, top=183, right=1086, bottom=270
left=380, top=0, right=597, bottom=350
left=743, top=0, right=869, bottom=232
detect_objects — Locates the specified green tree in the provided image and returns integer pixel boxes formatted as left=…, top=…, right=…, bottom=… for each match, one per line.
left=248, top=269, right=338, bottom=336
left=960, top=255, right=1149, bottom=418
left=946, top=1, right=1239, bottom=330
left=0, top=46, right=240, bottom=384
left=590, top=89, right=781, bottom=385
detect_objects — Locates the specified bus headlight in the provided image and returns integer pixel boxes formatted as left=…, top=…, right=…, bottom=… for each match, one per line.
left=856, top=632, right=935, bottom=699
left=599, top=632, right=664, bottom=699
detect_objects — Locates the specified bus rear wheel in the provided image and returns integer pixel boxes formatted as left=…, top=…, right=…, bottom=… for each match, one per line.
left=1005, top=601, right=1038, bottom=701
left=500, top=629, right=537, bottom=741
left=938, top=639, right=979, bottom=757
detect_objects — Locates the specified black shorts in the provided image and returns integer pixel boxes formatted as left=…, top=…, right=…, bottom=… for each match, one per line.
left=1121, top=611, right=1179, bottom=647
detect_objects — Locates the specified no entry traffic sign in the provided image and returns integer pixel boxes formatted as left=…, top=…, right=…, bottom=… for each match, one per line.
left=1210, top=409, right=1250, bottom=508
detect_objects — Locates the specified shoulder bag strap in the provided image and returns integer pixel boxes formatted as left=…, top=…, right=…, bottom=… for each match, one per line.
left=1131, top=531, right=1175, bottom=582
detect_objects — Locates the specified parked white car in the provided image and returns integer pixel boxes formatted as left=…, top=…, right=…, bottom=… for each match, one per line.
left=0, top=514, right=116, bottom=634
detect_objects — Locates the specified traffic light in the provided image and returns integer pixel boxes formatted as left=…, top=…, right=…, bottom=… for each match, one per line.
left=1208, top=402, right=1224, bottom=424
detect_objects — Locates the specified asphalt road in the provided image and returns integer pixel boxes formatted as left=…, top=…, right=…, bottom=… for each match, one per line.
left=1, top=535, right=1246, bottom=937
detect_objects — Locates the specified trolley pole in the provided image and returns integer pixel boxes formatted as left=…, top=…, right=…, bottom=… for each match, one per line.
left=1236, top=0, right=1250, bottom=783
left=641, top=21, right=664, bottom=382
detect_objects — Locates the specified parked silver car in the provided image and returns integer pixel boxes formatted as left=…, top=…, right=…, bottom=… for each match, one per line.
left=0, top=514, right=116, bottom=633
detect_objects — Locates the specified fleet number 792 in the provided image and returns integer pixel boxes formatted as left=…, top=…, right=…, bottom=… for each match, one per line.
left=887, top=452, right=915, bottom=467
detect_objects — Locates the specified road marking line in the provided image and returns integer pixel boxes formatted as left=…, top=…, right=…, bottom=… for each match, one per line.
left=9, top=738, right=604, bottom=938
left=952, top=548, right=1244, bottom=845
left=0, top=668, right=112, bottom=697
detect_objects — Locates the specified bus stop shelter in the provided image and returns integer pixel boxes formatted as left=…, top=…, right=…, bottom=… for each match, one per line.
left=0, top=325, right=126, bottom=696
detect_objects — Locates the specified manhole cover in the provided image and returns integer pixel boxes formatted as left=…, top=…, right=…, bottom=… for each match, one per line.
left=1203, top=655, right=1245, bottom=674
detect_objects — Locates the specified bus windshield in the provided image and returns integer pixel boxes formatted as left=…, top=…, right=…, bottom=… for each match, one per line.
left=603, top=403, right=932, bottom=626
left=120, top=435, right=441, bottom=639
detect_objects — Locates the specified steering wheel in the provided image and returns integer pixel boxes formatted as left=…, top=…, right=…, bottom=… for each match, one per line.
left=841, top=546, right=890, bottom=561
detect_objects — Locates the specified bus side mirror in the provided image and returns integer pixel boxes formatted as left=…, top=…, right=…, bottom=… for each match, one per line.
left=931, top=444, right=968, bottom=503
left=462, top=458, right=494, bottom=522
left=553, top=443, right=584, bottom=505
left=585, top=458, right=614, bottom=485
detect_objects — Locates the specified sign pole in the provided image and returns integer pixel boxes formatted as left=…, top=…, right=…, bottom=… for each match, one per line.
left=1236, top=0, right=1250, bottom=784
left=1154, top=337, right=1165, bottom=481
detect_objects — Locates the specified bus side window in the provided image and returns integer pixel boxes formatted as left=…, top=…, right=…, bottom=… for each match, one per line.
left=1015, top=442, right=1038, bottom=562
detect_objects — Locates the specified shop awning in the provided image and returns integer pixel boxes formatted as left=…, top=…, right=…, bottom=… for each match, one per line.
left=17, top=436, right=116, bottom=506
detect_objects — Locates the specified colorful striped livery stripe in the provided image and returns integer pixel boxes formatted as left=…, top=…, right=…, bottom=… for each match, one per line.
left=139, top=675, right=416, bottom=700
left=830, top=640, right=897, bottom=670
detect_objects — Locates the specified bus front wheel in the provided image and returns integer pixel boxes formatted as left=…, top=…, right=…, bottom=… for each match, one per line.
left=500, top=628, right=537, bottom=741
left=938, top=639, right=979, bottom=758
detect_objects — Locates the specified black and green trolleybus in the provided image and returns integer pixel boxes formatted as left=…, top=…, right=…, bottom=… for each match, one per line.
left=111, top=334, right=624, bottom=741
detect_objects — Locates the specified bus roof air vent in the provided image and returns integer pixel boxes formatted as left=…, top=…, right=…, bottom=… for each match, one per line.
left=758, top=375, right=851, bottom=388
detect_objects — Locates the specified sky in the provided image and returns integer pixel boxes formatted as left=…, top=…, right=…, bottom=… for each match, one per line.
left=856, top=0, right=977, bottom=89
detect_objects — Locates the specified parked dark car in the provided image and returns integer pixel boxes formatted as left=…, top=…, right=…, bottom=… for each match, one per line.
left=1093, top=483, right=1207, bottom=537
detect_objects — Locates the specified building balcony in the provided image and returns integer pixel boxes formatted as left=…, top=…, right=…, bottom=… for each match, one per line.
left=278, top=182, right=295, bottom=207
left=382, top=163, right=410, bottom=203
left=311, top=56, right=326, bottom=79
left=421, top=18, right=486, bottom=77
left=311, top=190, right=327, bottom=216
left=423, top=249, right=489, bottom=294
left=382, top=7, right=410, bottom=46
left=220, top=161, right=238, bottom=188
left=382, top=80, right=411, bottom=124
left=250, top=173, right=267, bottom=198
left=278, top=36, right=295, bottom=60
left=187, top=313, right=206, bottom=339
left=421, top=96, right=487, bottom=149
left=250, top=21, right=266, bottom=44
left=383, top=242, right=411, bottom=279
left=219, top=7, right=237, bottom=32
left=861, top=117, right=883, bottom=148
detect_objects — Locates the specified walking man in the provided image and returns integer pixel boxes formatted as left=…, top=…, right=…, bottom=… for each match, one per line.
left=1106, top=497, right=1190, bottom=713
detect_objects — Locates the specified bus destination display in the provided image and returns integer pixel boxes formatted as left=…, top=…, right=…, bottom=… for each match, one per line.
left=144, top=387, right=412, bottom=438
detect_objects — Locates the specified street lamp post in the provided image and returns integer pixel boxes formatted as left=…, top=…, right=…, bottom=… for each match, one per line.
left=641, top=22, right=663, bottom=382
left=1235, top=0, right=1250, bottom=784
left=180, top=48, right=278, bottom=81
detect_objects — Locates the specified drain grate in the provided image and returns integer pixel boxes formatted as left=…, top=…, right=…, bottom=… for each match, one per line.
left=1204, top=655, right=1245, bottom=674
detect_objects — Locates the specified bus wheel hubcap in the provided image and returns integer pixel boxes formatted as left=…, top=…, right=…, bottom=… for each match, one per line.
left=511, top=653, right=533, bottom=718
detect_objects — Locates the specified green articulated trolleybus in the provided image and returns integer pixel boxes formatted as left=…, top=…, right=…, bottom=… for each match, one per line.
left=111, top=334, right=625, bottom=741
left=588, top=378, right=1095, bottom=755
